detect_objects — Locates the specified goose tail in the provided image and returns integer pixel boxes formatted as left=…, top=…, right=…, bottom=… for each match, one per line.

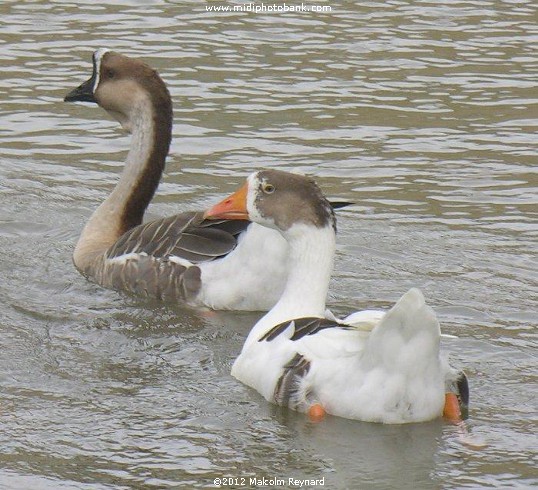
left=365, top=288, right=440, bottom=366
left=360, top=288, right=446, bottom=422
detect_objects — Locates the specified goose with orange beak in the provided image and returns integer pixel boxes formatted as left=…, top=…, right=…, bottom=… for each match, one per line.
left=205, top=169, right=468, bottom=424
left=64, top=50, right=350, bottom=311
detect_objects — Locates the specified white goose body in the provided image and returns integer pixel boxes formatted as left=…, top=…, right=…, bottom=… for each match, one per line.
left=64, top=49, right=288, bottom=310
left=205, top=170, right=468, bottom=424
left=197, top=223, right=289, bottom=310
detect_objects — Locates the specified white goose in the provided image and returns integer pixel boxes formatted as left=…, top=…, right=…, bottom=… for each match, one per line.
left=64, top=50, right=347, bottom=310
left=204, top=169, right=468, bottom=424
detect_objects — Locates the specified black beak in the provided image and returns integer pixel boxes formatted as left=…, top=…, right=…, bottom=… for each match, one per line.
left=64, top=73, right=97, bottom=103
left=64, top=51, right=100, bottom=103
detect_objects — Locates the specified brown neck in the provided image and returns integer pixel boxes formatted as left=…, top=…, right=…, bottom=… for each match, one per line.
left=73, top=88, right=172, bottom=273
left=118, top=93, right=172, bottom=234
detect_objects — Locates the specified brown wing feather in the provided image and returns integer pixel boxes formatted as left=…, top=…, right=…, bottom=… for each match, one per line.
left=100, top=253, right=201, bottom=302
left=94, top=212, right=250, bottom=302
left=274, top=353, right=311, bottom=409
left=259, top=317, right=352, bottom=343
left=105, top=211, right=250, bottom=263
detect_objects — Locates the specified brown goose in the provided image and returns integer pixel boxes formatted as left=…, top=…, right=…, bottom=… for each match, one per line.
left=64, top=49, right=293, bottom=310
left=204, top=169, right=469, bottom=423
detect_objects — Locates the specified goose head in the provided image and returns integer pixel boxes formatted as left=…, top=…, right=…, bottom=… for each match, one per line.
left=64, top=49, right=171, bottom=133
left=204, top=170, right=336, bottom=235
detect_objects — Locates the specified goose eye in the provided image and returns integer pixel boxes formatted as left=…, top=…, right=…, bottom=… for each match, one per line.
left=262, top=183, right=275, bottom=194
left=105, top=68, right=115, bottom=79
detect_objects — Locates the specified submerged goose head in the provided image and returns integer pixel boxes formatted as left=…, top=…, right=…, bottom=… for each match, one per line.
left=204, top=170, right=336, bottom=235
left=64, top=49, right=171, bottom=133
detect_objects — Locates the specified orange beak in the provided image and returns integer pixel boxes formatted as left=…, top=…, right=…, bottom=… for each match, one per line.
left=443, top=392, right=462, bottom=423
left=203, top=181, right=249, bottom=220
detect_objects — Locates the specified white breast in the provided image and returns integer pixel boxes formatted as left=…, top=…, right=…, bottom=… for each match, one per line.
left=197, top=223, right=289, bottom=310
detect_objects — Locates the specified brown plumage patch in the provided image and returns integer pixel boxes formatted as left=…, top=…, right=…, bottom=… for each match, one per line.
left=97, top=213, right=251, bottom=302
left=274, top=353, right=311, bottom=409
left=106, top=212, right=248, bottom=263
left=259, top=317, right=351, bottom=342
left=254, top=170, right=336, bottom=232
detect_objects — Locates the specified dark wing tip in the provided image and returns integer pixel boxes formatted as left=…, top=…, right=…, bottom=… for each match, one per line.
left=457, top=371, right=470, bottom=417
left=329, top=200, right=354, bottom=210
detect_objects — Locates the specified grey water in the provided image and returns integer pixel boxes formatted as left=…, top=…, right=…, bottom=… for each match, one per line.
left=0, top=1, right=536, bottom=488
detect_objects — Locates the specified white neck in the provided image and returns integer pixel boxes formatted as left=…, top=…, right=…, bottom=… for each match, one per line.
left=244, top=223, right=336, bottom=347
left=73, top=99, right=155, bottom=271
